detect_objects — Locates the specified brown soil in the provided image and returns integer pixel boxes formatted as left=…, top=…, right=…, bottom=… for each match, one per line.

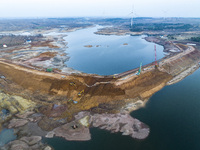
left=0, top=59, right=172, bottom=118
left=176, top=43, right=188, bottom=50
left=162, top=49, right=200, bottom=76
left=31, top=40, right=59, bottom=48
left=36, top=52, right=58, bottom=58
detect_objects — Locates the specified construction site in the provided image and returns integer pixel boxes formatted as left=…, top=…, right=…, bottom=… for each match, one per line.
left=1, top=18, right=200, bottom=149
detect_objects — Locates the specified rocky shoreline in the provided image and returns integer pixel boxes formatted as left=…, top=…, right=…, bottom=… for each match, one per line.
left=144, top=36, right=181, bottom=53
left=46, top=111, right=149, bottom=141
left=0, top=109, right=149, bottom=149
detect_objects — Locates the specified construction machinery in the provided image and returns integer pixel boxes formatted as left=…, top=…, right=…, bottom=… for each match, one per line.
left=70, top=82, right=76, bottom=86
left=136, top=62, right=142, bottom=75
left=69, top=82, right=77, bottom=89
left=68, top=99, right=73, bottom=102
left=46, top=68, right=53, bottom=72
left=78, top=90, right=84, bottom=97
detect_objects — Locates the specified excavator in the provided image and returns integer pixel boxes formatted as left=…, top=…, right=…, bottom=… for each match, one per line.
left=70, top=82, right=76, bottom=86
left=78, top=90, right=84, bottom=97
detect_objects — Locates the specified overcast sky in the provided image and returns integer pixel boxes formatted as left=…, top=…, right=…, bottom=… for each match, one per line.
left=0, top=0, right=199, bottom=18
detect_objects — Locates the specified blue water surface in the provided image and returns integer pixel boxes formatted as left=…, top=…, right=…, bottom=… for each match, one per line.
left=0, top=128, right=16, bottom=147
left=64, top=26, right=164, bottom=75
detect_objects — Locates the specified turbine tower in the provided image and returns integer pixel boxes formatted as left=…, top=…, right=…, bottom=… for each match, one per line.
left=129, top=4, right=139, bottom=28
left=128, top=5, right=135, bottom=28
left=131, top=17, right=133, bottom=27
left=162, top=9, right=169, bottom=21
left=130, top=6, right=134, bottom=27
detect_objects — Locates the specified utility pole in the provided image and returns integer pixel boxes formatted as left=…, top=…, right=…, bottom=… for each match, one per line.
left=155, top=45, right=158, bottom=68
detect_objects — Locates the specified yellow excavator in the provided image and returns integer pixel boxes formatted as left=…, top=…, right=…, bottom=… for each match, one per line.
left=78, top=90, right=84, bottom=97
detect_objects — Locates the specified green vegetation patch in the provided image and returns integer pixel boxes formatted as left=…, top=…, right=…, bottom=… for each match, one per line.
left=190, top=37, right=200, bottom=42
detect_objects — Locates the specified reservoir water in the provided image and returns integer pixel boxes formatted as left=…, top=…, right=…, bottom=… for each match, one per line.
left=64, top=26, right=164, bottom=75
left=43, top=27, right=200, bottom=150
left=0, top=129, right=16, bottom=147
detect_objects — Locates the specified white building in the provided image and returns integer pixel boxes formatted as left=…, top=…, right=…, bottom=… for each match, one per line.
left=3, top=44, right=7, bottom=48
left=187, top=43, right=196, bottom=46
left=26, top=40, right=32, bottom=44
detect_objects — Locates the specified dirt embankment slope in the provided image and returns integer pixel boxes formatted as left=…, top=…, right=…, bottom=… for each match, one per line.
left=0, top=59, right=172, bottom=117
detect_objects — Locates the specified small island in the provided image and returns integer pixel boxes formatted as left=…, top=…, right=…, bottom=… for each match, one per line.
left=84, top=45, right=93, bottom=48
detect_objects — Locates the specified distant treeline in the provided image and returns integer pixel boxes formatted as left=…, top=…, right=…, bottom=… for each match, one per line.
left=0, top=18, right=93, bottom=32
left=130, top=23, right=193, bottom=32
left=190, top=37, right=200, bottom=42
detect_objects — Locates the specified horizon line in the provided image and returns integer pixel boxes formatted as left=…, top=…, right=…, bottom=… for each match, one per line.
left=0, top=16, right=200, bottom=19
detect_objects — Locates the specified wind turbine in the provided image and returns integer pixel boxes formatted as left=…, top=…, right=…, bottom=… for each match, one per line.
left=162, top=9, right=169, bottom=20
left=128, top=5, right=135, bottom=28
left=102, top=9, right=106, bottom=18
left=128, top=4, right=139, bottom=28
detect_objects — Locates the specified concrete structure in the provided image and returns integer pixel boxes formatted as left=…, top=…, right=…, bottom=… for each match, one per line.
left=187, top=43, right=196, bottom=46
